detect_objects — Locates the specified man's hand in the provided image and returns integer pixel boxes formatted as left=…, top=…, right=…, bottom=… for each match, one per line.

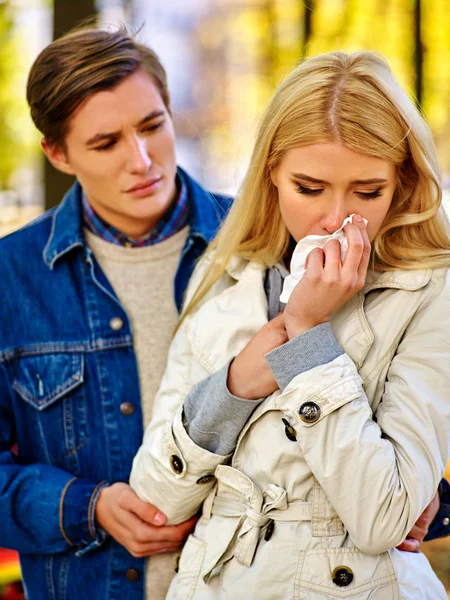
left=396, top=492, right=440, bottom=552
left=95, top=482, right=197, bottom=557
left=227, top=313, right=288, bottom=399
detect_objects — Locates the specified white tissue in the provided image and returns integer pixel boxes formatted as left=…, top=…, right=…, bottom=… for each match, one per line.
left=280, top=214, right=368, bottom=303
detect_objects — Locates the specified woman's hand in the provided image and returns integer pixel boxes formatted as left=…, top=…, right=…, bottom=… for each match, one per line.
left=284, top=215, right=371, bottom=339
left=227, top=313, right=288, bottom=399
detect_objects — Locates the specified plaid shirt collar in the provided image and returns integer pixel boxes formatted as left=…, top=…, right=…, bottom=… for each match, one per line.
left=82, top=172, right=189, bottom=247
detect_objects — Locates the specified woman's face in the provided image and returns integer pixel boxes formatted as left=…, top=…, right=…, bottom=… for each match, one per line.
left=271, top=142, right=397, bottom=242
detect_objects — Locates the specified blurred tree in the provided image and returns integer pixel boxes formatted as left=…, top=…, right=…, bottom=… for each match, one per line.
left=0, top=2, right=37, bottom=190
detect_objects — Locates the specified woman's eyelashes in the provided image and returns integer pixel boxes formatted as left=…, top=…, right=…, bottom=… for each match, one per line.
left=296, top=184, right=322, bottom=196
left=296, top=184, right=383, bottom=200
left=355, top=188, right=383, bottom=200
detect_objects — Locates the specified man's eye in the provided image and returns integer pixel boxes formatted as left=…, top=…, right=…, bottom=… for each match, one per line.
left=95, top=140, right=117, bottom=151
left=296, top=185, right=323, bottom=196
left=143, top=121, right=164, bottom=133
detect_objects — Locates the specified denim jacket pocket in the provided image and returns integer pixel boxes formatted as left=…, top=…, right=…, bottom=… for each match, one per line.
left=12, top=353, right=88, bottom=473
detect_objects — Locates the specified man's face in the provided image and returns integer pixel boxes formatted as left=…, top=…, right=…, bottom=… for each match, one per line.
left=44, top=69, right=177, bottom=238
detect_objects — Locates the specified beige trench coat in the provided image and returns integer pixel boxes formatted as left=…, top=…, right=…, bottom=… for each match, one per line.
left=131, top=257, right=450, bottom=600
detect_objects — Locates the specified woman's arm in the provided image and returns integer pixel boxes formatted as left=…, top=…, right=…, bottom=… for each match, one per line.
left=271, top=269, right=450, bottom=555
left=130, top=314, right=230, bottom=525
left=130, top=311, right=291, bottom=523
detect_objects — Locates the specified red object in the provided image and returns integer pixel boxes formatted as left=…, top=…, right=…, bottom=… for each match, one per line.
left=1, top=582, right=25, bottom=600
left=0, top=550, right=18, bottom=567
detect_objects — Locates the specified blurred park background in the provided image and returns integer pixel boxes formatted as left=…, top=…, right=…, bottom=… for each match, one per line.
left=0, top=0, right=449, bottom=597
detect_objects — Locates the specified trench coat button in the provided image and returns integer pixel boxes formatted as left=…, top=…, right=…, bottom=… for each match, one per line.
left=110, top=317, right=124, bottom=331
left=126, top=568, right=140, bottom=581
left=264, top=519, right=275, bottom=541
left=170, top=455, right=184, bottom=474
left=174, top=554, right=180, bottom=573
left=332, top=565, right=354, bottom=587
left=443, top=517, right=450, bottom=526
left=282, top=418, right=297, bottom=442
left=120, top=402, right=134, bottom=416
left=298, top=401, right=321, bottom=423
left=196, top=474, right=216, bottom=484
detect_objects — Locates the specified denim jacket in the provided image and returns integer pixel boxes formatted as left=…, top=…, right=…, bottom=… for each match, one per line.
left=0, top=168, right=231, bottom=600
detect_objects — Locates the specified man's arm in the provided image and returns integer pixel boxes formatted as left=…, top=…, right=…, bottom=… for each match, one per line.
left=424, top=478, right=450, bottom=542
left=0, top=362, right=194, bottom=557
left=0, top=361, right=104, bottom=555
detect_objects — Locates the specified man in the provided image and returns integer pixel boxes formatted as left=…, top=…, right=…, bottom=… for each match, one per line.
left=0, top=24, right=447, bottom=600
left=0, top=26, right=231, bottom=600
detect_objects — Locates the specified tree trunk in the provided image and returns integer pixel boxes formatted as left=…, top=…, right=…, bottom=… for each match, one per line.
left=45, top=0, right=97, bottom=210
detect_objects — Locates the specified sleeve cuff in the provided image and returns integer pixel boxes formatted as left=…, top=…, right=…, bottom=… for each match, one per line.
left=425, top=479, right=450, bottom=541
left=424, top=503, right=450, bottom=541
left=264, top=321, right=343, bottom=391
left=439, top=478, right=450, bottom=503
left=60, top=477, right=109, bottom=556
left=184, top=360, right=264, bottom=455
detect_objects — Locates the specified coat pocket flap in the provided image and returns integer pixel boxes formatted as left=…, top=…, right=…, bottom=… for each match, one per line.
left=295, top=548, right=398, bottom=599
left=13, top=353, right=84, bottom=411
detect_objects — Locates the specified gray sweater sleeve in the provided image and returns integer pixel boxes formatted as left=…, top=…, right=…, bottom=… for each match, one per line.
left=264, top=321, right=343, bottom=391
left=183, top=360, right=264, bottom=455
left=184, top=323, right=343, bottom=454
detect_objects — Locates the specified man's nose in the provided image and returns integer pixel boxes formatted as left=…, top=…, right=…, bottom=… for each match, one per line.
left=129, top=137, right=151, bottom=173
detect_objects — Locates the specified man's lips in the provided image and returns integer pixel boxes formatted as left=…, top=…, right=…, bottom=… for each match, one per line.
left=125, top=177, right=162, bottom=193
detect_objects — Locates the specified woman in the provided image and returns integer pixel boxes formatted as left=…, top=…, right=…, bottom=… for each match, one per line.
left=130, top=51, right=450, bottom=599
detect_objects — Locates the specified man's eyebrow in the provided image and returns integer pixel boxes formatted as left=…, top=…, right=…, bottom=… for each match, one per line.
left=291, top=173, right=388, bottom=185
left=85, top=131, right=120, bottom=146
left=138, top=109, right=165, bottom=126
left=85, top=110, right=166, bottom=146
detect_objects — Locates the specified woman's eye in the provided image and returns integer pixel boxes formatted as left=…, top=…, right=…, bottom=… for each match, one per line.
left=296, top=185, right=323, bottom=196
left=356, top=189, right=382, bottom=200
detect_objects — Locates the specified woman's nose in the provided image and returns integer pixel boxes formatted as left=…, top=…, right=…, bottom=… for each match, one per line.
left=321, top=203, right=348, bottom=234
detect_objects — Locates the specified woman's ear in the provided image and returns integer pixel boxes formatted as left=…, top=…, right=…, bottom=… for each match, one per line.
left=41, top=139, right=76, bottom=176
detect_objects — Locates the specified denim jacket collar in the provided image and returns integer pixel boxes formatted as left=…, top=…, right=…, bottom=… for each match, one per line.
left=43, top=181, right=85, bottom=269
left=43, top=167, right=229, bottom=270
left=177, top=166, right=229, bottom=244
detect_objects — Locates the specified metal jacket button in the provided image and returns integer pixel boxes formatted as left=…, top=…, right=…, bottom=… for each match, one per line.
left=170, top=454, right=183, bottom=474
left=298, top=401, right=321, bottom=423
left=332, top=565, right=354, bottom=587
left=264, top=519, right=275, bottom=541
left=110, top=317, right=124, bottom=331
left=120, top=402, right=134, bottom=416
left=126, top=568, right=140, bottom=581
left=443, top=517, right=450, bottom=526
left=281, top=418, right=297, bottom=442
left=196, top=474, right=216, bottom=484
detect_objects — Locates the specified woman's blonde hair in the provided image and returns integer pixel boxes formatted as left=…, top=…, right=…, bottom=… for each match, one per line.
left=183, top=51, right=450, bottom=319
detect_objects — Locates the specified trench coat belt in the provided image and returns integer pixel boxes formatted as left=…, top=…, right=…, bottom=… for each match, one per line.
left=202, top=465, right=312, bottom=580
